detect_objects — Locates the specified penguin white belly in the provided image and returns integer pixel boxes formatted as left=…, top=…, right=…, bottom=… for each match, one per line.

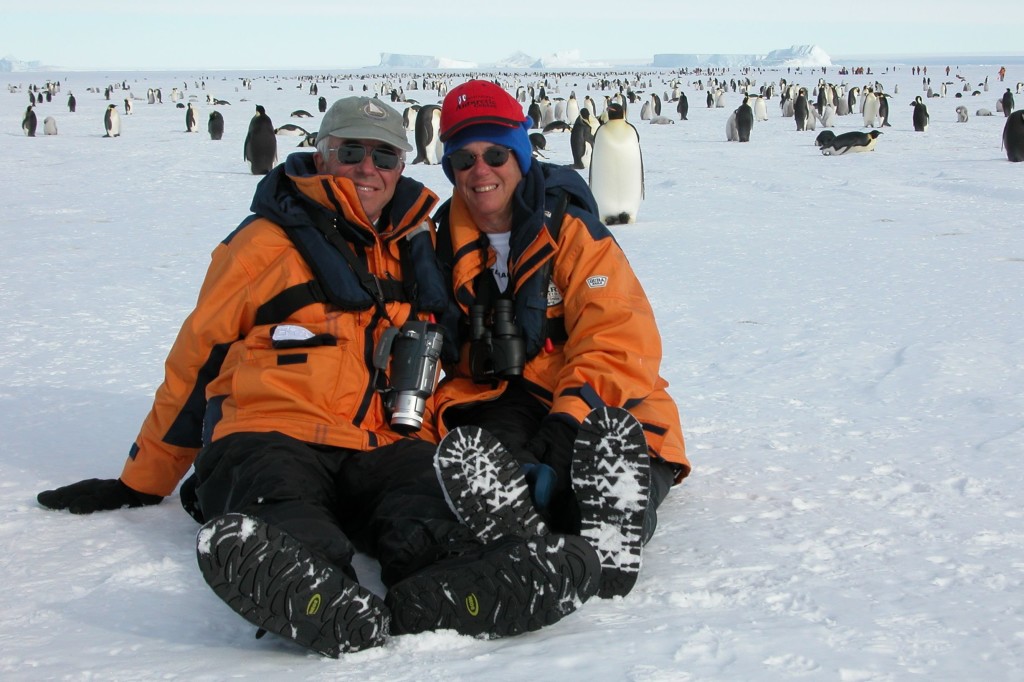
left=589, top=121, right=643, bottom=225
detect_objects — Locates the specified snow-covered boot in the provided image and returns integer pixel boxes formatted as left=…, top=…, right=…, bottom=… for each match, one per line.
left=572, top=407, right=651, bottom=598
left=196, top=513, right=389, bottom=656
left=386, top=533, right=599, bottom=638
left=434, top=425, right=548, bottom=543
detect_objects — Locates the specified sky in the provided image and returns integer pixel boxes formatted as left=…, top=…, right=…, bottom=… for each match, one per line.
left=3, top=0, right=1024, bottom=70
left=3, top=62, right=1024, bottom=679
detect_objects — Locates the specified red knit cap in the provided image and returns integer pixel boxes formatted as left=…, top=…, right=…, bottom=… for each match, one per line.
left=439, top=80, right=527, bottom=142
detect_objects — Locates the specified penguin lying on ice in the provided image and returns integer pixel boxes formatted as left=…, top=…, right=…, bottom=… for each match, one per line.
left=820, top=130, right=882, bottom=156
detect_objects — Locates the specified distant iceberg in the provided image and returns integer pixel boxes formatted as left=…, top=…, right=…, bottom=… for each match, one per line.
left=377, top=53, right=477, bottom=69
left=1, top=54, right=47, bottom=72
left=653, top=45, right=832, bottom=69
left=376, top=46, right=832, bottom=71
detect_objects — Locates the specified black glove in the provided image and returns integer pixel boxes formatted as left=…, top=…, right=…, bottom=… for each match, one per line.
left=523, top=418, right=579, bottom=499
left=37, top=478, right=163, bottom=514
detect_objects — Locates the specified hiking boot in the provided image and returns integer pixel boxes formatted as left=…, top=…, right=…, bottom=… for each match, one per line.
left=435, top=426, right=548, bottom=543
left=196, top=513, right=389, bottom=657
left=386, top=533, right=599, bottom=638
left=572, top=407, right=651, bottom=598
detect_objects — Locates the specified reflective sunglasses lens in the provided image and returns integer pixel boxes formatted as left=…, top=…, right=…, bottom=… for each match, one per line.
left=337, top=144, right=367, bottom=165
left=371, top=148, right=400, bottom=170
left=449, top=149, right=476, bottom=171
left=449, top=146, right=511, bottom=172
left=482, top=147, right=510, bottom=167
left=336, top=144, right=399, bottom=170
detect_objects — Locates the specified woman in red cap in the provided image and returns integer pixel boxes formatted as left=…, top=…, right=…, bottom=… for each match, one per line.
left=428, top=80, right=690, bottom=603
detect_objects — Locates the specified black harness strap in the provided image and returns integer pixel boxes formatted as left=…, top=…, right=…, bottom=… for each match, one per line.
left=254, top=280, right=328, bottom=327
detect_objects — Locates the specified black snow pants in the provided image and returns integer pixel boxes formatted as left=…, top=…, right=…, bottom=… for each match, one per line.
left=187, top=431, right=477, bottom=587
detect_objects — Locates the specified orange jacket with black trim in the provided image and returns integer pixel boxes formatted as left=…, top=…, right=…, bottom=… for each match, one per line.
left=120, top=153, right=445, bottom=497
left=431, top=163, right=689, bottom=481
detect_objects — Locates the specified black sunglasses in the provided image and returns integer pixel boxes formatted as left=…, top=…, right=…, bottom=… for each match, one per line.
left=448, top=146, right=512, bottom=172
left=330, top=143, right=402, bottom=170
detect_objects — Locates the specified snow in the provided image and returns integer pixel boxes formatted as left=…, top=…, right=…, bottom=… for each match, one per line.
left=3, top=64, right=1024, bottom=680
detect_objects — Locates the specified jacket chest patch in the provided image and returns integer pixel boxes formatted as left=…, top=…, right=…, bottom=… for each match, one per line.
left=546, top=279, right=563, bottom=306
left=586, top=275, right=609, bottom=289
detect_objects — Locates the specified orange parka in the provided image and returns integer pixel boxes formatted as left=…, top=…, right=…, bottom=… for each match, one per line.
left=432, top=163, right=689, bottom=481
left=120, top=153, right=446, bottom=496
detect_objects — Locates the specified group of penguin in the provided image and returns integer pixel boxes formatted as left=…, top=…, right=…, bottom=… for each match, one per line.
left=16, top=72, right=1024, bottom=217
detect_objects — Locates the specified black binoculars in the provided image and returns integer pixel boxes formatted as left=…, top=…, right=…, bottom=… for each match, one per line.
left=469, top=299, right=525, bottom=381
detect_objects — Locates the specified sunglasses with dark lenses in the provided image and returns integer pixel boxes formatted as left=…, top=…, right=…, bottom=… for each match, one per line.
left=448, top=146, right=512, bottom=172
left=331, top=143, right=402, bottom=170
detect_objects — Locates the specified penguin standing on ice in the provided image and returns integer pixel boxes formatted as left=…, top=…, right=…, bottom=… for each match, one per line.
left=1002, top=89, right=1015, bottom=117
left=794, top=88, right=812, bottom=131
left=676, top=92, right=688, bottom=120
left=1002, top=109, right=1024, bottom=161
left=412, top=104, right=441, bottom=164
left=734, top=97, right=754, bottom=142
left=318, top=96, right=327, bottom=113
left=208, top=110, right=224, bottom=140
left=22, top=105, right=37, bottom=136
left=244, top=105, right=276, bottom=174
left=103, top=104, right=121, bottom=137
left=43, top=116, right=58, bottom=135
left=589, top=102, right=644, bottom=225
left=862, top=89, right=880, bottom=127
left=876, top=93, right=891, bottom=127
left=185, top=102, right=199, bottom=132
left=570, top=107, right=597, bottom=168
left=67, top=93, right=76, bottom=112
left=911, top=96, right=930, bottom=132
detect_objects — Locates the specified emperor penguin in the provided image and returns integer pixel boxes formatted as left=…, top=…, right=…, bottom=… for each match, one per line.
left=677, top=92, right=689, bottom=120
left=734, top=97, right=754, bottom=142
left=67, top=93, right=76, bottom=112
left=584, top=95, right=598, bottom=118
left=208, top=110, right=225, bottom=140
left=318, top=96, right=327, bottom=113
left=244, top=104, right=277, bottom=174
left=527, top=101, right=542, bottom=129
left=412, top=104, right=442, bottom=165
left=956, top=105, right=969, bottom=123
left=725, top=110, right=739, bottom=141
left=820, top=130, right=882, bottom=156
left=847, top=87, right=860, bottom=115
left=570, top=107, right=597, bottom=169
left=539, top=100, right=555, bottom=128
left=794, top=89, right=812, bottom=131
left=1002, top=89, right=1015, bottom=117
left=565, top=94, right=580, bottom=124
left=640, top=100, right=652, bottom=121
left=185, top=102, right=199, bottom=132
left=1003, top=109, right=1024, bottom=161
left=124, top=98, right=133, bottom=115
left=43, top=115, right=58, bottom=135
left=402, top=104, right=420, bottom=132
left=862, top=89, right=880, bottom=127
left=589, top=103, right=644, bottom=225
left=751, top=95, right=768, bottom=121
left=911, top=96, right=930, bottom=132
left=22, top=105, right=37, bottom=136
left=877, top=94, right=891, bottom=127
left=103, top=104, right=121, bottom=137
